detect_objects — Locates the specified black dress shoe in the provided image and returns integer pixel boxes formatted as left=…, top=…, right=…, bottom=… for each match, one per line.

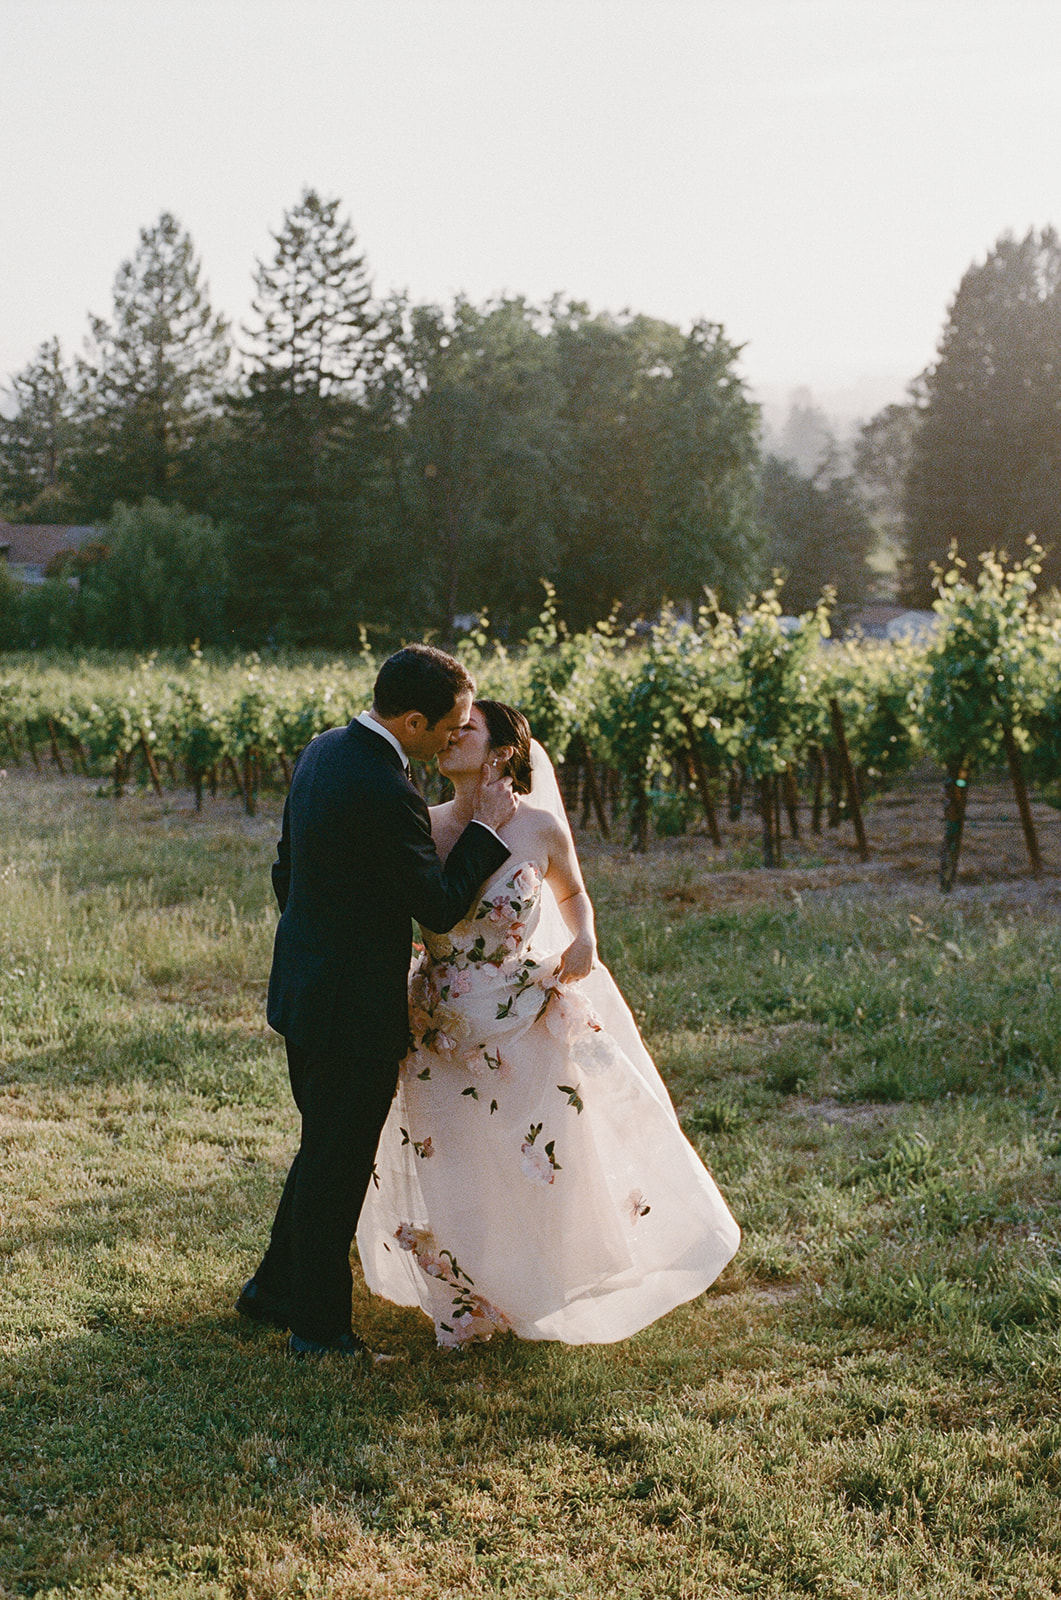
left=288, top=1331, right=370, bottom=1359
left=236, top=1279, right=291, bottom=1330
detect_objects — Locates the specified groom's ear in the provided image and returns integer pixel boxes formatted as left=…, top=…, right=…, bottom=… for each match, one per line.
left=401, top=710, right=427, bottom=739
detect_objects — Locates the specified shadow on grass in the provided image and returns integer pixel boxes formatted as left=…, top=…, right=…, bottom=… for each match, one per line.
left=3, top=1160, right=290, bottom=1267
left=1, top=1279, right=656, bottom=1597
left=6, top=1013, right=285, bottom=1107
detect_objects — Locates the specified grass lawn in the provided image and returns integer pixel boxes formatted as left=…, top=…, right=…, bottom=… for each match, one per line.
left=2, top=771, right=1061, bottom=1598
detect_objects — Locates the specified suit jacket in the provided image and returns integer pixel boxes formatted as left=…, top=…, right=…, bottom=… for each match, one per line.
left=266, top=718, right=509, bottom=1060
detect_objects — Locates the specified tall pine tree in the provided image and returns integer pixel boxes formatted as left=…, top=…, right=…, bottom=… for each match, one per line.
left=0, top=337, right=78, bottom=520
left=904, top=228, right=1061, bottom=604
left=73, top=212, right=231, bottom=517
left=225, top=189, right=385, bottom=643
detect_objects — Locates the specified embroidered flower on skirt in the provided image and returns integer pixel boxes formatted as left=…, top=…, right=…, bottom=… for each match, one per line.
left=436, top=1294, right=511, bottom=1349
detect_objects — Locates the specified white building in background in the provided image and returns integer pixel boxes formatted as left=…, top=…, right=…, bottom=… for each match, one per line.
left=840, top=603, right=938, bottom=643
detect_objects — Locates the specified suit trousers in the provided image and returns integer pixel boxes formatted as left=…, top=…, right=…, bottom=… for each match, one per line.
left=255, top=1039, right=400, bottom=1343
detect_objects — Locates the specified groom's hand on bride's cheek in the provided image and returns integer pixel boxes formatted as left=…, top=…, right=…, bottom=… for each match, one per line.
left=472, top=765, right=518, bottom=830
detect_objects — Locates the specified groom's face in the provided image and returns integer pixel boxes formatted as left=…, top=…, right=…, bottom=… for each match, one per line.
left=402, top=690, right=474, bottom=763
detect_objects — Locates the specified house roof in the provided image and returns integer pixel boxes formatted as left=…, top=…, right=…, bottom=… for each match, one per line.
left=841, top=603, right=938, bottom=641
left=841, top=604, right=909, bottom=634
left=0, top=523, right=100, bottom=568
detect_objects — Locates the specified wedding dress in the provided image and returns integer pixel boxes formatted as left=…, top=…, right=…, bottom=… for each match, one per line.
left=356, top=750, right=740, bottom=1347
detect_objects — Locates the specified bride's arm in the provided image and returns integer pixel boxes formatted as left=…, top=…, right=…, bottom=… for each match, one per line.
left=543, top=818, right=597, bottom=983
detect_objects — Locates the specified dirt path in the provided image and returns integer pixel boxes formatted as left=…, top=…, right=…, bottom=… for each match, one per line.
left=576, top=762, right=1061, bottom=913
left=5, top=761, right=1061, bottom=913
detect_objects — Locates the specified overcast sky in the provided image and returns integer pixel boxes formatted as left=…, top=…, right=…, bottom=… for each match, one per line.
left=4, top=0, right=1061, bottom=422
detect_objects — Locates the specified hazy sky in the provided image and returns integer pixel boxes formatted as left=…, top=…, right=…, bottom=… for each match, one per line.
left=4, top=0, right=1061, bottom=420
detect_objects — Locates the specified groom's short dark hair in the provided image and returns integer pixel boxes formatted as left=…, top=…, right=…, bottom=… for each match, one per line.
left=373, top=643, right=475, bottom=727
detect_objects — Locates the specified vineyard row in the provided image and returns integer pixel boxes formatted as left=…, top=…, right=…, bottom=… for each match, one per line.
left=3, top=551, right=1061, bottom=886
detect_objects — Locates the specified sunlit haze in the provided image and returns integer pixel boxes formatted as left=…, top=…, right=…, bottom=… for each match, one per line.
left=5, top=0, right=1061, bottom=424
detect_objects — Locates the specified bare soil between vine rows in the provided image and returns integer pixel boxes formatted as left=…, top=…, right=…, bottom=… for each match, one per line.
left=582, top=760, right=1061, bottom=915
left=6, top=760, right=1061, bottom=914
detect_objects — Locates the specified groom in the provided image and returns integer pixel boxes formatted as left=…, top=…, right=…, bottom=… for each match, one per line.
left=238, top=643, right=514, bottom=1357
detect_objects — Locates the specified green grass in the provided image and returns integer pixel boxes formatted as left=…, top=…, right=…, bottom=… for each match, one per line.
left=3, top=773, right=1061, bottom=1597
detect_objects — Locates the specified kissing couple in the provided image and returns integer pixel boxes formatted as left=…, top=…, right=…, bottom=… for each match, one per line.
left=239, top=643, right=738, bottom=1357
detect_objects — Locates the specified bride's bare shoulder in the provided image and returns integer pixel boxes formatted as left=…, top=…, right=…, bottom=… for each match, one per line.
left=512, top=800, right=569, bottom=852
left=511, top=797, right=556, bottom=829
left=515, top=797, right=553, bottom=822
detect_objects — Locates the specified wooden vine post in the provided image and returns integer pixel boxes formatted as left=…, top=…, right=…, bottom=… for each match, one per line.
left=679, top=713, right=722, bottom=846
left=574, top=733, right=610, bottom=839
left=630, top=778, right=650, bottom=854
left=139, top=733, right=163, bottom=797
left=242, top=749, right=257, bottom=816
left=825, top=743, right=843, bottom=828
left=727, top=764, right=745, bottom=822
left=828, top=698, right=869, bottom=862
left=1000, top=724, right=1042, bottom=876
left=808, top=745, right=825, bottom=835
left=758, top=773, right=782, bottom=867
left=46, top=720, right=66, bottom=774
left=782, top=764, right=800, bottom=839
left=223, top=753, right=246, bottom=805
left=939, top=765, right=969, bottom=892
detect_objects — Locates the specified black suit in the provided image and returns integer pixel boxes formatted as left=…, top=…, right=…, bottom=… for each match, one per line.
left=253, top=717, right=508, bottom=1342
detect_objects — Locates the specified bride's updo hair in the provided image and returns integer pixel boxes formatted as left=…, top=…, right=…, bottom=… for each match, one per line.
left=476, top=700, right=534, bottom=795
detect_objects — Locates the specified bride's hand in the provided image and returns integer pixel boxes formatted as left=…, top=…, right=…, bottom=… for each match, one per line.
left=555, top=933, right=595, bottom=984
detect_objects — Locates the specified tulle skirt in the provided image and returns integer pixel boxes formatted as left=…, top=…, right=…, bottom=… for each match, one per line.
left=356, top=958, right=740, bottom=1346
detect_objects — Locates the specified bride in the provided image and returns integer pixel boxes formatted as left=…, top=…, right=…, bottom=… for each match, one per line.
left=356, top=700, right=739, bottom=1346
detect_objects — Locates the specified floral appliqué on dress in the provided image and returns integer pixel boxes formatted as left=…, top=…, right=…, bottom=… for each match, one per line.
left=359, top=859, right=691, bottom=1349
left=394, top=1222, right=511, bottom=1348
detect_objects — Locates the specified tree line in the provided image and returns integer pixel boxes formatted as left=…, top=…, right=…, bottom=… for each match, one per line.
left=860, top=226, right=1061, bottom=607
left=5, top=196, right=1057, bottom=650
left=0, top=191, right=882, bottom=649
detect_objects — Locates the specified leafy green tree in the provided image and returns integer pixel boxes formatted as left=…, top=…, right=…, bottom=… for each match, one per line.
left=550, top=306, right=663, bottom=625
left=16, top=577, right=79, bottom=649
left=853, top=399, right=921, bottom=599
left=551, top=305, right=762, bottom=625
left=246, top=187, right=380, bottom=396
left=73, top=213, right=231, bottom=518
left=79, top=499, right=230, bottom=647
left=758, top=455, right=876, bottom=614
left=224, top=188, right=385, bottom=644
left=0, top=337, right=79, bottom=520
left=375, top=298, right=760, bottom=636
left=377, top=295, right=562, bottom=638
left=904, top=228, right=1061, bottom=605
left=0, top=560, right=24, bottom=647
left=648, top=319, right=764, bottom=611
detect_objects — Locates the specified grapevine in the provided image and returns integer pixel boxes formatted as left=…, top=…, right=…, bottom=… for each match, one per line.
left=2, top=549, right=1061, bottom=887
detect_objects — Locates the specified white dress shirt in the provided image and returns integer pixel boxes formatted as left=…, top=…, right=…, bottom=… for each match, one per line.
left=356, top=710, right=410, bottom=771
left=355, top=710, right=505, bottom=846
